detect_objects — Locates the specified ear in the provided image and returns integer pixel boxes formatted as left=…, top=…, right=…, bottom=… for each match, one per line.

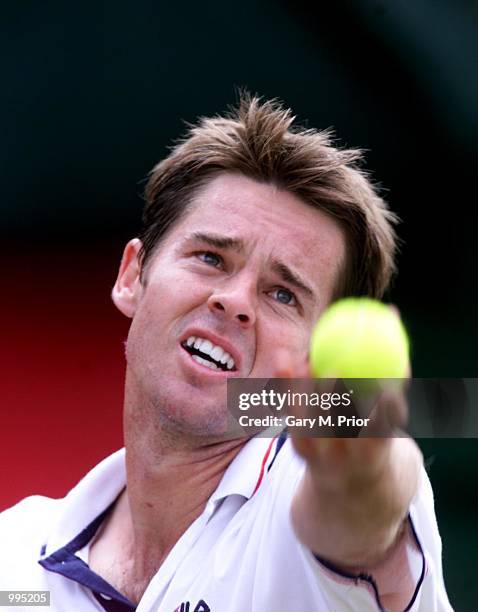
left=112, top=238, right=143, bottom=318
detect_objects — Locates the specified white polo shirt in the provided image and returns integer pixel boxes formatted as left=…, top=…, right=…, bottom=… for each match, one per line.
left=0, top=436, right=452, bottom=611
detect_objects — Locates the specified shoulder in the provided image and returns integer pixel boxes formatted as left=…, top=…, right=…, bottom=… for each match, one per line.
left=0, top=495, right=62, bottom=549
left=0, top=496, right=63, bottom=589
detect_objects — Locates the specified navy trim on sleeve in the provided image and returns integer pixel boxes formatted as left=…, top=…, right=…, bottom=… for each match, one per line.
left=313, top=514, right=427, bottom=612
left=314, top=554, right=385, bottom=612
left=39, top=506, right=136, bottom=612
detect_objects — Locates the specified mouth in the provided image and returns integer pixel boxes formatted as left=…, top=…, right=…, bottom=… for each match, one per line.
left=180, top=335, right=238, bottom=373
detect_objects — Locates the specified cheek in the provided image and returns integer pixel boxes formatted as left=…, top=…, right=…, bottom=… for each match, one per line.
left=147, top=266, right=210, bottom=306
left=257, top=319, right=311, bottom=374
left=147, top=269, right=207, bottom=312
left=126, top=276, right=211, bottom=356
left=277, top=329, right=311, bottom=359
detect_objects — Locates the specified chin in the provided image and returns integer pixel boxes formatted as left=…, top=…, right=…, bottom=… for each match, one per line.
left=150, top=388, right=236, bottom=440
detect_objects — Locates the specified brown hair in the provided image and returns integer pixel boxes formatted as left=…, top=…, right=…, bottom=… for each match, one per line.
left=140, top=94, right=398, bottom=297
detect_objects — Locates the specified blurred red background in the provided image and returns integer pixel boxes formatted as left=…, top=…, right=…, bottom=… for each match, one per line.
left=0, top=245, right=130, bottom=511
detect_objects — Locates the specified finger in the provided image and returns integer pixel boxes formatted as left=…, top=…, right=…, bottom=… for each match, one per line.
left=271, top=348, right=309, bottom=379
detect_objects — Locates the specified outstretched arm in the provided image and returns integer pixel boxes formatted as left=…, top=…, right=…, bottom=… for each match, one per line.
left=290, top=431, right=422, bottom=568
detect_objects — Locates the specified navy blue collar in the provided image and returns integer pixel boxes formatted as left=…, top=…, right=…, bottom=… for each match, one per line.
left=39, top=506, right=136, bottom=612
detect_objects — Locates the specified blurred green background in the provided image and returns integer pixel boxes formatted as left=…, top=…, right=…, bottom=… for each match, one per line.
left=1, top=1, right=477, bottom=608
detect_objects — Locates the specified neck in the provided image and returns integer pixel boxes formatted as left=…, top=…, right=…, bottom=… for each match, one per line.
left=125, top=434, right=248, bottom=555
left=94, top=430, right=247, bottom=603
left=90, top=372, right=249, bottom=603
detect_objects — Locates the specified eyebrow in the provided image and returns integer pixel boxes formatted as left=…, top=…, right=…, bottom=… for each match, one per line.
left=189, top=232, right=245, bottom=251
left=271, top=260, right=315, bottom=299
left=188, top=231, right=315, bottom=299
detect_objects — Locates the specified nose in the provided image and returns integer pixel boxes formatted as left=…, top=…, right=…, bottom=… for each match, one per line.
left=207, top=279, right=257, bottom=327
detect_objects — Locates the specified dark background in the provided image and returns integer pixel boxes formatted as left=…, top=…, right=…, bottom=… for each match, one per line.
left=1, top=1, right=477, bottom=609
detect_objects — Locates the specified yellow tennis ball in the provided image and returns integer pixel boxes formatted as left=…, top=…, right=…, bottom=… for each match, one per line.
left=310, top=298, right=409, bottom=379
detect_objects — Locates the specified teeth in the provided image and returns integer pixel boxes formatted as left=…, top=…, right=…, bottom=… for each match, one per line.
left=192, top=354, right=219, bottom=370
left=184, top=336, right=236, bottom=370
left=201, top=339, right=213, bottom=354
left=210, top=346, right=224, bottom=362
left=220, top=351, right=231, bottom=364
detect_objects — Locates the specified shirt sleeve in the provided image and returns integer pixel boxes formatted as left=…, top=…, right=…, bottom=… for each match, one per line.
left=310, top=466, right=454, bottom=611
left=268, top=441, right=453, bottom=611
left=314, top=516, right=425, bottom=611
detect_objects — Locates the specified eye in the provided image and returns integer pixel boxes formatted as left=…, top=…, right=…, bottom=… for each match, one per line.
left=197, top=251, right=222, bottom=267
left=270, top=287, right=297, bottom=307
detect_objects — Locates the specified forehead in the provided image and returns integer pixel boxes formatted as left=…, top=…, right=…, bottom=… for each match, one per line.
left=161, top=172, right=346, bottom=306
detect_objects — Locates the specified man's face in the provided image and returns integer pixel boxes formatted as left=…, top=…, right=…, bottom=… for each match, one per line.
left=115, top=172, right=345, bottom=438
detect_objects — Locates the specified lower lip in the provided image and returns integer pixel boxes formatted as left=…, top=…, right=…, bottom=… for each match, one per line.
left=179, top=344, right=237, bottom=378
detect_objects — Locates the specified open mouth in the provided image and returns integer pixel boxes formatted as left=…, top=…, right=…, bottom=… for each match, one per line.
left=181, top=336, right=237, bottom=372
